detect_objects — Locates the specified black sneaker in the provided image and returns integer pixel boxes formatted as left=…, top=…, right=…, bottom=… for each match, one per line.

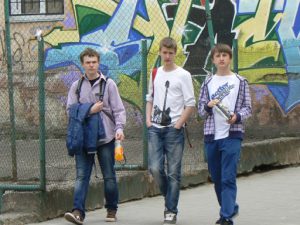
left=221, top=219, right=233, bottom=225
left=105, top=209, right=117, bottom=222
left=216, top=210, right=239, bottom=224
left=164, top=212, right=177, bottom=224
left=215, top=217, right=222, bottom=224
left=64, top=210, right=84, bottom=225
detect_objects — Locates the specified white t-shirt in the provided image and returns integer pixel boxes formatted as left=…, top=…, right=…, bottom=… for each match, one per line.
left=146, top=66, right=195, bottom=127
left=208, top=74, right=240, bottom=140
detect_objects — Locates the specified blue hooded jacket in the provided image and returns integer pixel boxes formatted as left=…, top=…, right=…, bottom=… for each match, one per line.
left=66, top=103, right=106, bottom=156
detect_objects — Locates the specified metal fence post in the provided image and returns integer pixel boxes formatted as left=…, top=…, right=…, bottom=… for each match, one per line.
left=141, top=39, right=148, bottom=169
left=37, top=32, right=46, bottom=191
left=4, top=0, right=17, bottom=181
left=205, top=0, right=215, bottom=49
left=233, top=39, right=239, bottom=74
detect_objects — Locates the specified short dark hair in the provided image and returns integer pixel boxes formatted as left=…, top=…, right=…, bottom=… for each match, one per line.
left=159, top=37, right=177, bottom=52
left=80, top=48, right=100, bottom=63
left=210, top=43, right=232, bottom=59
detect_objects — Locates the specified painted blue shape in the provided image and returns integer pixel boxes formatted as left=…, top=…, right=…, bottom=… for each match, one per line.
left=292, top=3, right=300, bottom=37
left=114, top=43, right=139, bottom=65
left=285, top=74, right=300, bottom=112
left=273, top=0, right=285, bottom=11
left=136, top=0, right=149, bottom=20
left=99, top=64, right=109, bottom=77
left=277, top=0, right=300, bottom=73
left=287, top=65, right=300, bottom=73
left=128, top=29, right=145, bottom=42
left=236, top=0, right=259, bottom=14
left=268, top=84, right=288, bottom=112
left=268, top=74, right=300, bottom=113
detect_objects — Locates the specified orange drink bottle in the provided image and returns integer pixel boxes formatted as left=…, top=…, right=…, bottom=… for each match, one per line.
left=114, top=140, right=124, bottom=161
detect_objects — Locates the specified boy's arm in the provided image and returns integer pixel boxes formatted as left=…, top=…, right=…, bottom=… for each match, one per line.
left=145, top=69, right=155, bottom=127
left=198, top=82, right=213, bottom=119
left=174, top=106, right=194, bottom=129
left=107, top=81, right=126, bottom=140
left=176, top=72, right=196, bottom=128
left=146, top=101, right=153, bottom=127
left=235, top=80, right=252, bottom=123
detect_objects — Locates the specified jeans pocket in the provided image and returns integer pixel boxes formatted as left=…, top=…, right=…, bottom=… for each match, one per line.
left=172, top=126, right=182, bottom=132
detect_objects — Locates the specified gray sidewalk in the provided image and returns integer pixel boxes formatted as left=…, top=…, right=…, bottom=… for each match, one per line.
left=29, top=166, right=300, bottom=225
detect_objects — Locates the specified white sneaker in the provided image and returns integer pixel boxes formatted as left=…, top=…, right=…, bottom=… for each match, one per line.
left=164, top=212, right=177, bottom=224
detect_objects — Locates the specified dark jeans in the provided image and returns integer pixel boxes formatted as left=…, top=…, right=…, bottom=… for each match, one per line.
left=148, top=126, right=185, bottom=214
left=73, top=140, right=118, bottom=218
left=205, top=137, right=241, bottom=220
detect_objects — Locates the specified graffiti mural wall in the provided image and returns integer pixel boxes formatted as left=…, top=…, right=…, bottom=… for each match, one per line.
left=0, top=0, right=299, bottom=138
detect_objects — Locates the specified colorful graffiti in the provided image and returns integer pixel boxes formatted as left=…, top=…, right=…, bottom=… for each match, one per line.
left=43, top=0, right=300, bottom=113
left=234, top=0, right=300, bottom=113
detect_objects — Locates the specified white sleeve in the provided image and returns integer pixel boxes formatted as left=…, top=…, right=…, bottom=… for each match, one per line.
left=145, top=71, right=154, bottom=102
left=181, top=72, right=196, bottom=107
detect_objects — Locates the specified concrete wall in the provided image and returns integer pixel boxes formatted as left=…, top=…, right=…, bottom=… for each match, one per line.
left=0, top=0, right=299, bottom=140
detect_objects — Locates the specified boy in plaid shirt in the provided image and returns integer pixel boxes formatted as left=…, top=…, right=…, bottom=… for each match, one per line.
left=198, top=43, right=252, bottom=225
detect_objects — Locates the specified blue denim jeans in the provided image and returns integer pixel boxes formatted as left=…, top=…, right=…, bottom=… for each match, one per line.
left=73, top=140, right=118, bottom=218
left=148, top=126, right=185, bottom=214
left=205, top=137, right=241, bottom=220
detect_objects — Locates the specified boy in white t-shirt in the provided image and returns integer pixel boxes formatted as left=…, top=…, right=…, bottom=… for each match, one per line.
left=198, top=44, right=252, bottom=225
left=146, top=37, right=195, bottom=224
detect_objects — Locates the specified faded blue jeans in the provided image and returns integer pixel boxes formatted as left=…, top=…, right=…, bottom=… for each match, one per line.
left=205, top=137, right=241, bottom=220
left=73, top=140, right=118, bottom=218
left=148, top=126, right=185, bottom=214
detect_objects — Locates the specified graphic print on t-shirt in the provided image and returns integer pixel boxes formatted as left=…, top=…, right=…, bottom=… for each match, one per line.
left=152, top=80, right=171, bottom=126
left=211, top=82, right=234, bottom=101
left=211, top=82, right=235, bottom=119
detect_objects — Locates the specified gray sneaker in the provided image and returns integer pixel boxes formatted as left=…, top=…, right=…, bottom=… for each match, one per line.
left=105, top=209, right=117, bottom=222
left=64, top=210, right=84, bottom=225
left=164, top=212, right=177, bottom=224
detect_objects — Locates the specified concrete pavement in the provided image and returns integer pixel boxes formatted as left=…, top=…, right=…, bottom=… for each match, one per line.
left=29, top=166, right=300, bottom=225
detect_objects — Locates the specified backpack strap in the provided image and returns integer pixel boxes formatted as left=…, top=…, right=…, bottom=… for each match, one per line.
left=76, top=76, right=84, bottom=103
left=98, top=77, right=116, bottom=124
left=76, top=75, right=106, bottom=102
left=99, top=77, right=108, bottom=101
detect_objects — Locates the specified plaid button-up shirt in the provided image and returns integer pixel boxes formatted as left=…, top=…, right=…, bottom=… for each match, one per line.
left=198, top=73, right=252, bottom=142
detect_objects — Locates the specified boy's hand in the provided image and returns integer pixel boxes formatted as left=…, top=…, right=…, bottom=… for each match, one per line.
left=227, top=113, right=237, bottom=124
left=207, top=99, right=220, bottom=108
left=90, top=101, right=103, bottom=114
left=146, top=120, right=152, bottom=128
left=115, top=130, right=125, bottom=141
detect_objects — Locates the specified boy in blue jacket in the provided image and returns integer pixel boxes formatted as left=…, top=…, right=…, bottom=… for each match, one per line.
left=64, top=48, right=126, bottom=224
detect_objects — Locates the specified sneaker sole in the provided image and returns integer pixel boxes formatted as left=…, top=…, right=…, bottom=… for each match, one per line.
left=64, top=212, right=83, bottom=225
left=105, top=217, right=117, bottom=222
left=163, top=219, right=177, bottom=225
